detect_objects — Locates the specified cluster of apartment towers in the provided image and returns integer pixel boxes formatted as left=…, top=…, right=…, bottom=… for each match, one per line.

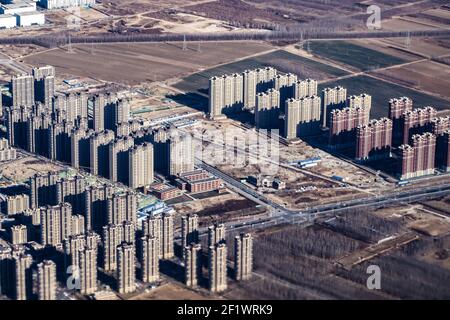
left=0, top=66, right=253, bottom=299
left=3, top=66, right=195, bottom=189
left=208, top=67, right=450, bottom=180
left=0, top=177, right=253, bottom=299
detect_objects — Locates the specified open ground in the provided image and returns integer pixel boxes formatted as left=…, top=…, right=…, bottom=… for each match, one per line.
left=22, top=41, right=273, bottom=85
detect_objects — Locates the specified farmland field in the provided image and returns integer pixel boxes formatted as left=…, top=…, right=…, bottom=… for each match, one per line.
left=174, top=49, right=349, bottom=94
left=319, top=75, right=450, bottom=118
left=374, top=61, right=450, bottom=100
left=308, top=41, right=408, bottom=71
left=23, top=41, right=273, bottom=85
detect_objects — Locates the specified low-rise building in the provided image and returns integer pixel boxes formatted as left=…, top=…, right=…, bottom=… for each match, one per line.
left=177, top=170, right=222, bottom=194
left=0, top=14, right=16, bottom=29
left=0, top=2, right=36, bottom=15
left=15, top=11, right=45, bottom=26
left=39, top=0, right=95, bottom=10
left=149, top=183, right=183, bottom=201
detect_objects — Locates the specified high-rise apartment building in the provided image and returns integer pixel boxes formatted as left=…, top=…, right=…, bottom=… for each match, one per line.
left=128, top=143, right=154, bottom=189
left=293, top=78, right=318, bottom=100
left=63, top=234, right=86, bottom=270
left=34, top=75, right=55, bottom=107
left=10, top=225, right=27, bottom=245
left=208, top=224, right=226, bottom=247
left=56, top=174, right=86, bottom=215
left=161, top=212, right=174, bottom=259
left=274, top=73, right=298, bottom=105
left=102, top=224, right=124, bottom=272
left=185, top=243, right=202, bottom=287
left=71, top=127, right=94, bottom=170
left=181, top=214, right=199, bottom=254
left=0, top=194, right=29, bottom=216
left=84, top=184, right=114, bottom=232
left=32, top=65, right=55, bottom=79
left=243, top=67, right=277, bottom=110
left=355, top=118, right=393, bottom=161
left=152, top=128, right=194, bottom=177
left=11, top=74, right=34, bottom=107
left=389, top=97, right=413, bottom=146
left=142, top=215, right=162, bottom=258
left=255, top=89, right=281, bottom=130
left=140, top=236, right=159, bottom=283
left=13, top=253, right=33, bottom=300
left=208, top=243, right=227, bottom=293
left=401, top=106, right=437, bottom=145
left=117, top=243, right=136, bottom=294
left=0, top=247, right=14, bottom=297
left=397, top=132, right=436, bottom=180
left=284, top=95, right=321, bottom=139
left=321, top=86, right=347, bottom=128
left=347, top=93, right=372, bottom=112
left=52, top=92, right=88, bottom=123
left=40, top=203, right=73, bottom=246
left=234, top=233, right=253, bottom=281
left=106, top=191, right=137, bottom=226
left=109, top=136, right=134, bottom=183
left=90, top=130, right=115, bottom=178
left=37, top=260, right=57, bottom=300
left=79, top=247, right=98, bottom=295
left=432, top=117, right=450, bottom=172
left=208, top=73, right=243, bottom=119
left=29, top=171, right=60, bottom=209
left=328, top=105, right=371, bottom=149
left=122, top=221, right=135, bottom=244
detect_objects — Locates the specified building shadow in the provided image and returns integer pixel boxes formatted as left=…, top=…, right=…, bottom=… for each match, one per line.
left=166, top=93, right=208, bottom=112
left=159, top=259, right=185, bottom=283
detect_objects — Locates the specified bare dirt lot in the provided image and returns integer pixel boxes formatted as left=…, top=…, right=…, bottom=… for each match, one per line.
left=0, top=154, right=64, bottom=184
left=172, top=191, right=264, bottom=226
left=23, top=41, right=273, bottom=86
left=130, top=282, right=212, bottom=300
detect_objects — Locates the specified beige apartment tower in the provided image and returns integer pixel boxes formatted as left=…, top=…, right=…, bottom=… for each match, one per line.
left=79, top=247, right=98, bottom=295
left=140, top=236, right=159, bottom=283
left=128, top=143, right=154, bottom=189
left=11, top=74, right=34, bottom=107
left=347, top=93, right=372, bottom=123
left=161, top=212, right=174, bottom=259
left=117, top=243, right=136, bottom=294
left=208, top=243, right=227, bottom=293
left=185, top=243, right=202, bottom=287
left=89, top=130, right=115, bottom=176
left=37, top=260, right=57, bottom=300
left=284, top=95, right=321, bottom=139
left=321, top=86, right=347, bottom=127
left=102, top=224, right=123, bottom=272
left=243, top=67, right=277, bottom=110
left=208, top=223, right=226, bottom=247
left=234, top=233, right=253, bottom=281
left=106, top=191, right=138, bottom=226
left=10, top=225, right=27, bottom=245
left=293, top=78, right=318, bottom=99
left=40, top=203, right=73, bottom=246
left=181, top=214, right=199, bottom=252
left=255, top=89, right=281, bottom=130
left=13, top=253, right=33, bottom=300
left=142, top=215, right=162, bottom=258
left=208, top=73, right=243, bottom=119
left=63, top=234, right=86, bottom=269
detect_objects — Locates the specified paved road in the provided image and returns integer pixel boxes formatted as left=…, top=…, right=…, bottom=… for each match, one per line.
left=198, top=159, right=450, bottom=233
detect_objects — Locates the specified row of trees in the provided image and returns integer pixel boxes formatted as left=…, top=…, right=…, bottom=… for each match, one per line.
left=1, top=29, right=449, bottom=48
